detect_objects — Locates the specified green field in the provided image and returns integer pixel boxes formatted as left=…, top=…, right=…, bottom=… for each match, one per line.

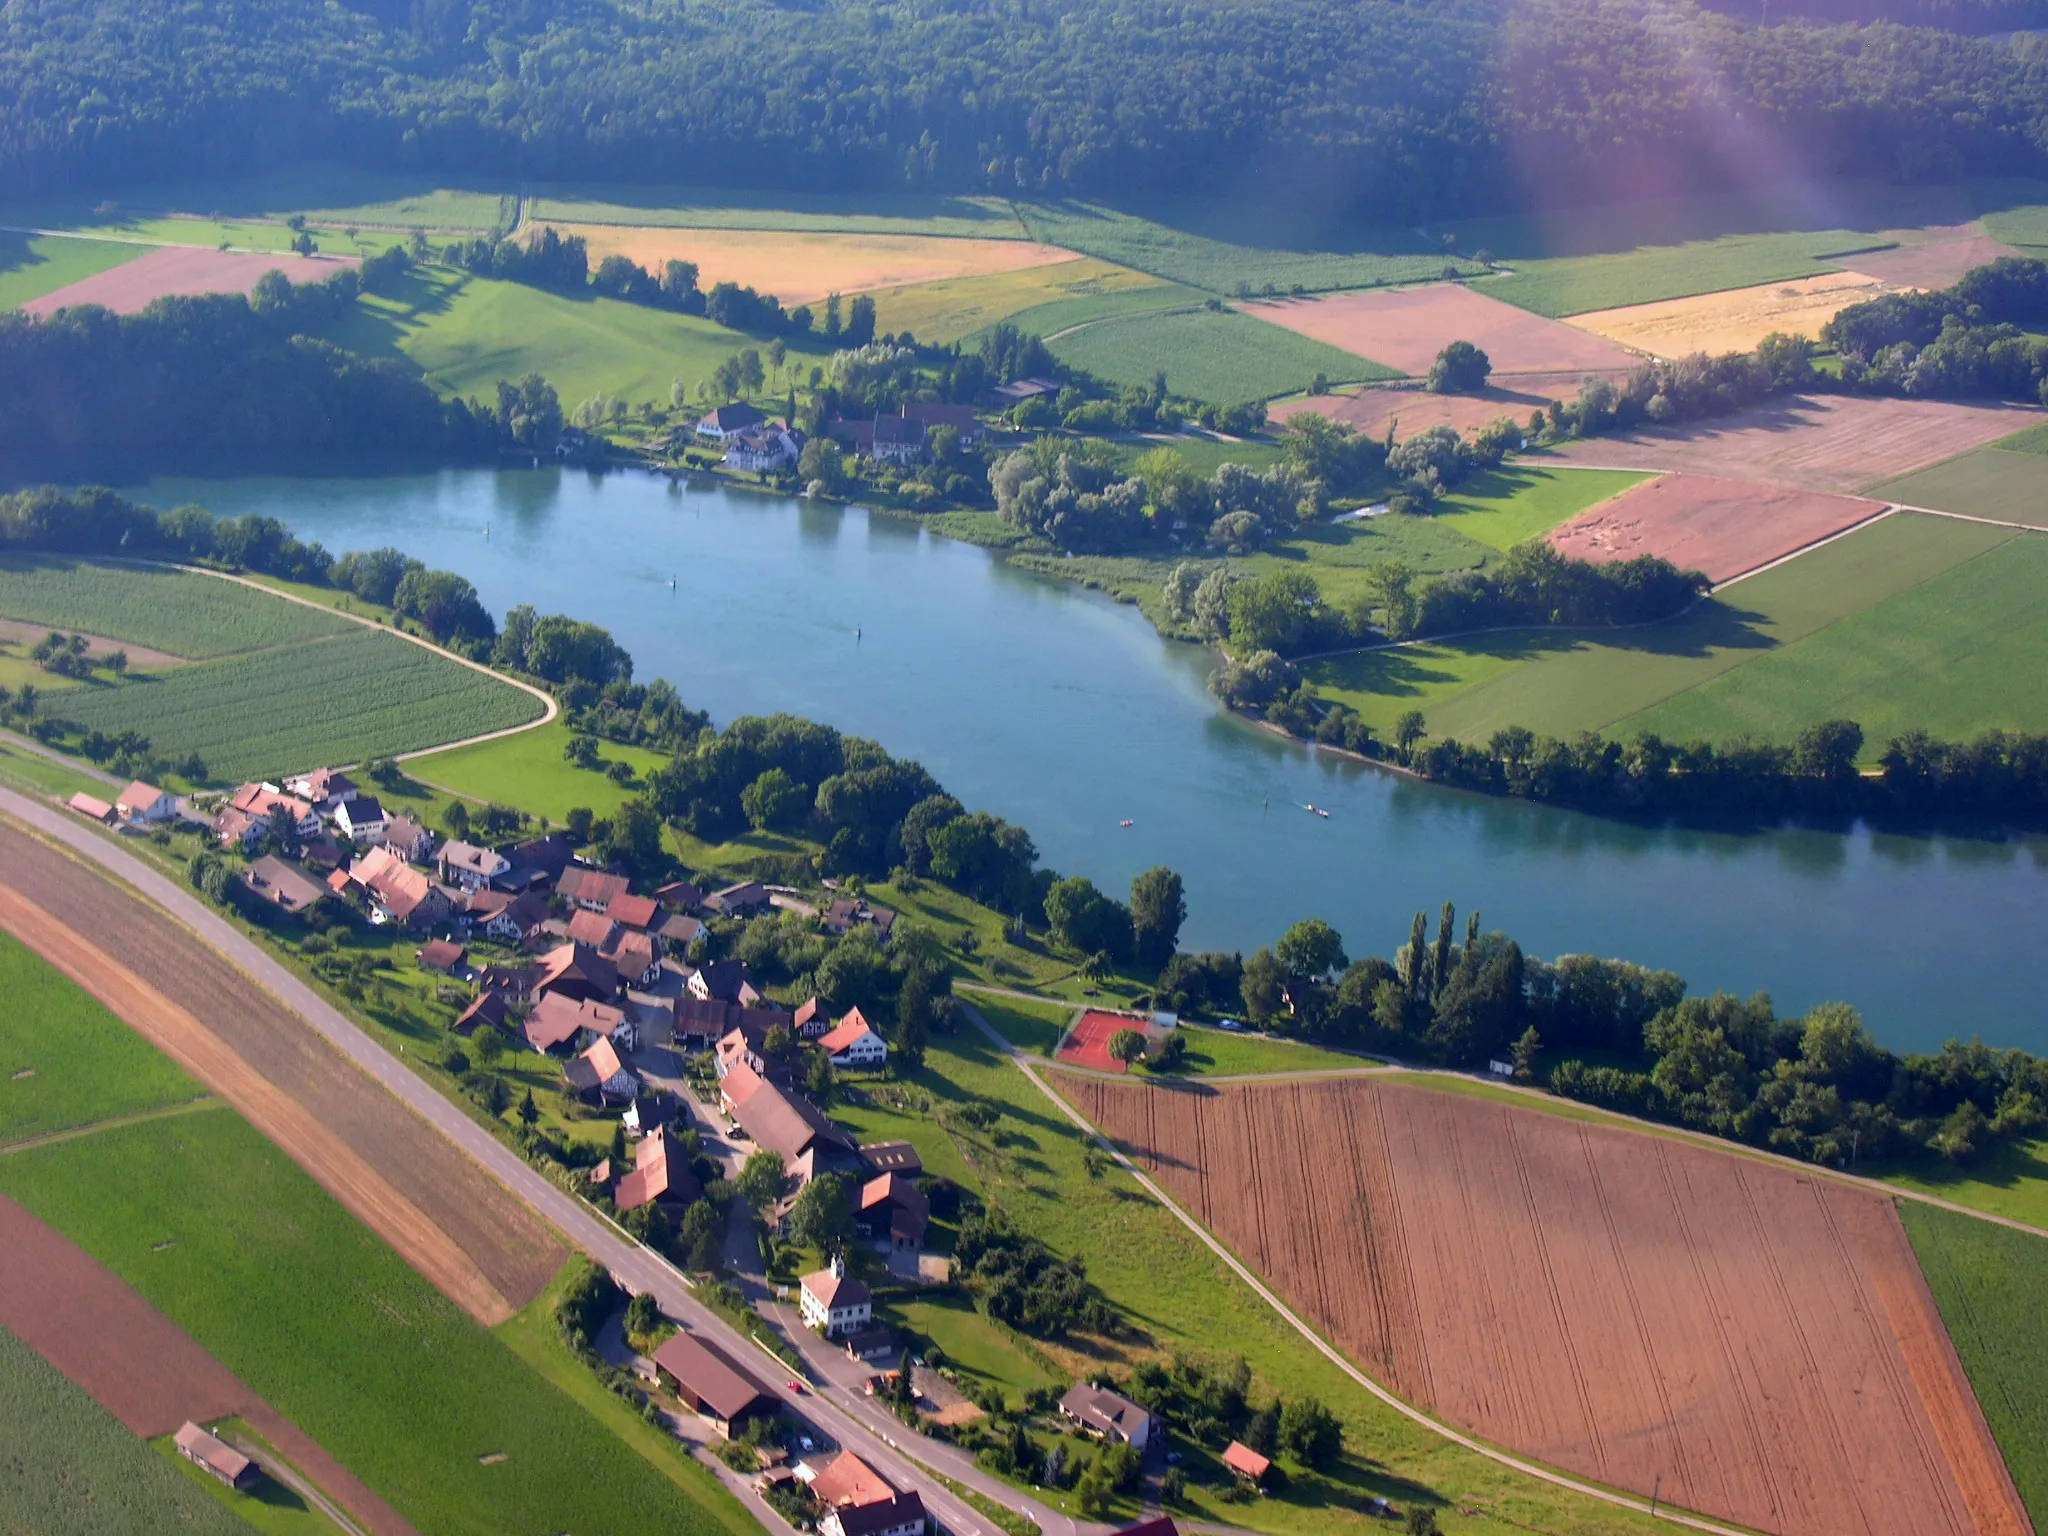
left=0, top=929, right=205, bottom=1145
left=1870, top=448, right=2048, bottom=527
left=0, top=171, right=514, bottom=234
left=887, top=1293, right=1061, bottom=1407
left=1900, top=1203, right=2048, bottom=1523
left=59, top=628, right=543, bottom=781
left=0, top=230, right=147, bottom=308
left=1474, top=231, right=1886, bottom=318
left=1016, top=200, right=1482, bottom=295
left=1050, top=305, right=1397, bottom=405
left=529, top=186, right=1027, bottom=239
left=1429, top=465, right=1652, bottom=551
left=0, top=558, right=350, bottom=658
left=1104, top=433, right=1288, bottom=478
left=407, top=716, right=668, bottom=823
left=1166, top=1023, right=1371, bottom=1076
left=1624, top=531, right=2048, bottom=748
left=1884, top=1138, right=2048, bottom=1231
left=1001, top=279, right=1214, bottom=342
left=969, top=993, right=1074, bottom=1055
left=0, top=1325, right=257, bottom=1536
left=871, top=258, right=1170, bottom=346
left=326, top=266, right=823, bottom=411
left=0, top=1109, right=738, bottom=1536
left=1309, top=511, right=2014, bottom=745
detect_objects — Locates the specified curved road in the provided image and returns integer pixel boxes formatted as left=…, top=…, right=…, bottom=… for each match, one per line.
left=0, top=786, right=1074, bottom=1536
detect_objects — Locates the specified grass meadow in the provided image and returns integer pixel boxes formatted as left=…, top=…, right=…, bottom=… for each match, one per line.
left=0, top=230, right=147, bottom=308
left=59, top=627, right=543, bottom=781
left=886, top=1293, right=1062, bottom=1408
left=870, top=257, right=1169, bottom=345
left=0, top=1109, right=742, bottom=1536
left=1001, top=278, right=1214, bottom=341
left=1050, top=305, right=1398, bottom=405
left=1428, top=465, right=1652, bottom=551
left=407, top=716, right=669, bottom=824
left=1164, top=1023, right=1371, bottom=1075
left=0, top=556, right=350, bottom=658
left=1900, top=1203, right=2048, bottom=1524
left=0, top=929, right=204, bottom=1145
left=1474, top=231, right=1888, bottom=318
left=0, top=1326, right=256, bottom=1536
left=529, top=185, right=1028, bottom=239
left=1869, top=447, right=2048, bottom=527
left=968, top=993, right=1075, bottom=1055
left=0, top=171, right=513, bottom=234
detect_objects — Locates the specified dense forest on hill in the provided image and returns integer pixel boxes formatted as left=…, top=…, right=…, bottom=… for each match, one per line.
left=5, top=0, right=2048, bottom=213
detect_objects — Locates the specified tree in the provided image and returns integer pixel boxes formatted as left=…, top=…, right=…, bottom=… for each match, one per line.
left=1512, top=1025, right=1542, bottom=1080
left=1241, top=947, right=1285, bottom=1025
left=1044, top=876, right=1133, bottom=961
left=1426, top=340, right=1491, bottom=394
left=443, top=800, right=471, bottom=838
left=596, top=799, right=665, bottom=879
left=742, top=767, right=807, bottom=830
left=1108, top=1027, right=1147, bottom=1063
left=1226, top=569, right=1321, bottom=654
left=1128, top=866, right=1186, bottom=966
left=518, top=1087, right=539, bottom=1126
left=1276, top=918, right=1346, bottom=979
left=1244, top=1398, right=1281, bottom=1456
left=1395, top=711, right=1427, bottom=754
left=625, top=1289, right=661, bottom=1339
left=896, top=965, right=938, bottom=1070
left=1278, top=1396, right=1342, bottom=1468
left=738, top=1150, right=787, bottom=1211
left=799, top=436, right=848, bottom=495
left=789, top=1172, right=855, bottom=1255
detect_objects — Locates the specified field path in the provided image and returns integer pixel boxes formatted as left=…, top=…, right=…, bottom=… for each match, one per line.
left=0, top=786, right=1085, bottom=1536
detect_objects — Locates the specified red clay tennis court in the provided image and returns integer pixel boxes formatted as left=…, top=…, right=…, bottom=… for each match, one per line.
left=1058, top=1011, right=1146, bottom=1072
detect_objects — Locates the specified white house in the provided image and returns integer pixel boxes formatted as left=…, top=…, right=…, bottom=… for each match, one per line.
left=799, top=1260, right=872, bottom=1337
left=1059, top=1383, right=1154, bottom=1450
left=820, top=1491, right=928, bottom=1536
left=817, top=1012, right=887, bottom=1071
left=115, top=780, right=176, bottom=823
left=334, top=796, right=387, bottom=844
left=285, top=768, right=358, bottom=808
left=438, top=840, right=510, bottom=892
left=724, top=424, right=800, bottom=472
left=696, top=402, right=767, bottom=441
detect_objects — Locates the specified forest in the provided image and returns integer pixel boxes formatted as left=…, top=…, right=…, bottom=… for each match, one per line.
left=5, top=0, right=2048, bottom=211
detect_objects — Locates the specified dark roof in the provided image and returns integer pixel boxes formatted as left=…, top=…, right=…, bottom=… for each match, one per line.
left=702, top=402, right=767, bottom=432
left=861, top=1141, right=923, bottom=1176
left=242, top=854, right=329, bottom=912
left=656, top=880, right=705, bottom=909
left=559, top=866, right=631, bottom=907
left=453, top=992, right=509, bottom=1036
left=902, top=401, right=977, bottom=431
left=832, top=1492, right=928, bottom=1536
left=1117, top=1520, right=1182, bottom=1536
left=533, top=940, right=618, bottom=999
left=1062, top=1383, right=1152, bottom=1439
left=874, top=414, right=925, bottom=446
left=653, top=1332, right=779, bottom=1421
left=693, top=959, right=752, bottom=1002
left=528, top=991, right=626, bottom=1051
left=340, top=795, right=385, bottom=823
left=418, top=939, right=466, bottom=971
left=508, top=832, right=575, bottom=878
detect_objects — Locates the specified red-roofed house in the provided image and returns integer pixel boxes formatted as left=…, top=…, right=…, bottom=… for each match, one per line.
left=116, top=780, right=176, bottom=823
left=819, top=1011, right=887, bottom=1071
left=653, top=1332, right=781, bottom=1437
left=349, top=845, right=453, bottom=930
left=859, top=1172, right=929, bottom=1251
left=531, top=941, right=618, bottom=1003
left=559, top=866, right=630, bottom=912
left=807, top=1450, right=897, bottom=1509
left=567, top=1037, right=639, bottom=1102
left=616, top=1127, right=702, bottom=1213
left=799, top=1259, right=871, bottom=1337
left=607, top=892, right=661, bottom=931
left=417, top=939, right=468, bottom=976
left=794, top=997, right=830, bottom=1038
left=527, top=992, right=632, bottom=1054
left=1222, top=1441, right=1272, bottom=1487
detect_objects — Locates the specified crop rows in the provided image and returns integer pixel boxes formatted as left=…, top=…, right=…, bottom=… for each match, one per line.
left=60, top=627, right=542, bottom=780
left=0, top=557, right=349, bottom=658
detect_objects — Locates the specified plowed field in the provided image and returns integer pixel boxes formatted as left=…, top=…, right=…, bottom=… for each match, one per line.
left=22, top=245, right=359, bottom=316
left=1242, top=284, right=1639, bottom=378
left=1848, top=227, right=2020, bottom=290
left=1059, top=1072, right=2030, bottom=1536
left=1547, top=473, right=1887, bottom=583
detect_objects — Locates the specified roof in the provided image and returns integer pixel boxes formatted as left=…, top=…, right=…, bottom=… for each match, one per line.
left=819, top=1016, right=880, bottom=1055
left=708, top=881, right=768, bottom=910
left=607, top=892, right=661, bottom=930
left=570, top=1036, right=631, bottom=1087
left=232, top=783, right=315, bottom=822
left=528, top=991, right=626, bottom=1051
left=861, top=1141, right=923, bottom=1176
left=560, top=866, right=631, bottom=907
left=338, top=795, right=385, bottom=824
left=242, top=855, right=328, bottom=912
left=453, top=992, right=509, bottom=1035
left=507, top=832, right=574, bottom=878
left=728, top=1068, right=853, bottom=1164
left=831, top=1491, right=928, bottom=1536
left=608, top=931, right=658, bottom=979
left=693, top=959, right=752, bottom=1002
left=652, top=1332, right=779, bottom=1421
left=903, top=401, right=977, bottom=431
left=383, top=814, right=429, bottom=852
left=68, top=792, right=115, bottom=821
left=350, top=845, right=437, bottom=920
left=701, top=402, right=767, bottom=432
left=1061, top=1383, right=1152, bottom=1440
left=288, top=767, right=355, bottom=800
left=533, top=940, right=617, bottom=999
left=1222, top=1442, right=1271, bottom=1480
left=616, top=1126, right=700, bottom=1210
left=658, top=912, right=705, bottom=946
left=418, top=939, right=466, bottom=971
left=440, top=840, right=508, bottom=876
left=175, top=1422, right=253, bottom=1482
left=656, top=880, right=704, bottom=909
left=567, top=908, right=619, bottom=948
left=116, top=780, right=167, bottom=813
left=874, top=414, right=925, bottom=446
left=808, top=1451, right=898, bottom=1508
left=802, top=1266, right=872, bottom=1311
left=1117, top=1520, right=1183, bottom=1536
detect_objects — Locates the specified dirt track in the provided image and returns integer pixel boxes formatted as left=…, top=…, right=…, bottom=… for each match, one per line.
left=0, top=1190, right=419, bottom=1536
left=1063, top=1073, right=2030, bottom=1536
left=0, top=822, right=563, bottom=1320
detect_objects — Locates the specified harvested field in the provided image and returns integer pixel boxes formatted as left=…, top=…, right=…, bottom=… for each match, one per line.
left=0, top=1189, right=417, bottom=1535
left=1547, top=473, right=1886, bottom=583
left=1061, top=1072, right=2030, bottom=1536
left=1849, top=226, right=2020, bottom=289
left=1539, top=392, right=2042, bottom=493
left=1279, top=372, right=1622, bottom=442
left=1567, top=271, right=1889, bottom=360
left=0, top=822, right=563, bottom=1319
left=22, top=244, right=359, bottom=316
left=549, top=223, right=1078, bottom=306
left=1242, top=284, right=1639, bottom=378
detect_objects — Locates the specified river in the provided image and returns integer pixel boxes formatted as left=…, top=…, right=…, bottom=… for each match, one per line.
left=143, top=465, right=2048, bottom=1054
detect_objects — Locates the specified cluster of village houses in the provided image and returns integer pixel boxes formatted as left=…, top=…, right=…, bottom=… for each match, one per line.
left=72, top=770, right=1267, bottom=1524
left=690, top=400, right=985, bottom=473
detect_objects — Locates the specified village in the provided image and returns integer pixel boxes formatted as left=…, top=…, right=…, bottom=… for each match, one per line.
left=63, top=767, right=1281, bottom=1536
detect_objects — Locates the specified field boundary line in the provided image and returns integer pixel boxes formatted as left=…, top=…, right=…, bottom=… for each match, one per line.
left=962, top=1004, right=1760, bottom=1536
left=1708, top=505, right=1896, bottom=591
left=1886, top=500, right=2048, bottom=536
left=0, top=1094, right=220, bottom=1157
left=0, top=726, right=122, bottom=786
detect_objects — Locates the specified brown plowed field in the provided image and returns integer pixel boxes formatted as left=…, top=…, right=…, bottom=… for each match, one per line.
left=1538, top=392, right=2040, bottom=493
left=22, top=245, right=360, bottom=317
left=1848, top=227, right=2020, bottom=290
left=0, top=1190, right=420, bottom=1536
left=1276, top=372, right=1622, bottom=442
left=0, top=822, right=562, bottom=1319
left=1243, top=285, right=1640, bottom=378
left=1546, top=472, right=1887, bottom=582
left=1060, top=1072, right=2031, bottom=1536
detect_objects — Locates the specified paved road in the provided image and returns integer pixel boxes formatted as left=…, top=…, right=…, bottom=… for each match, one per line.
left=0, top=786, right=1077, bottom=1536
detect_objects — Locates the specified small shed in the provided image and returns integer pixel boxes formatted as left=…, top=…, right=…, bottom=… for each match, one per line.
left=1222, top=1440, right=1272, bottom=1488
left=174, top=1422, right=258, bottom=1490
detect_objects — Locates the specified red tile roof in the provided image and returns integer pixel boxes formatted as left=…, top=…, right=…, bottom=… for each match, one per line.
left=607, top=892, right=660, bottom=930
left=809, top=1451, right=898, bottom=1508
left=528, top=991, right=625, bottom=1051
left=652, top=1331, right=778, bottom=1422
left=1222, top=1441, right=1271, bottom=1481
left=818, top=1016, right=879, bottom=1055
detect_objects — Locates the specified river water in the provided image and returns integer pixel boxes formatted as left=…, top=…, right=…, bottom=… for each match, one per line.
left=143, top=465, right=2048, bottom=1054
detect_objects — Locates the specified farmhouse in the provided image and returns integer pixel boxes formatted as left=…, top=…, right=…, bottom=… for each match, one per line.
left=452, top=991, right=510, bottom=1037
left=382, top=815, right=434, bottom=863
left=560, top=865, right=631, bottom=912
left=417, top=938, right=469, bottom=976
left=616, top=1126, right=701, bottom=1212
left=116, top=780, right=176, bottom=823
left=716, top=1016, right=778, bottom=1079
left=703, top=881, right=770, bottom=918
left=466, top=887, right=549, bottom=942
left=691, top=958, right=760, bottom=1004
left=807, top=1449, right=898, bottom=1509
left=725, top=423, right=802, bottom=472
left=859, top=1172, right=928, bottom=1251
left=566, top=1036, right=639, bottom=1103
left=67, top=792, right=116, bottom=824
left=697, top=402, right=768, bottom=441
left=623, top=1090, right=678, bottom=1138
left=656, top=879, right=705, bottom=911
left=872, top=413, right=925, bottom=465
left=502, top=831, right=575, bottom=887
left=794, top=998, right=830, bottom=1037
left=439, top=839, right=511, bottom=891
left=820, top=1491, right=928, bottom=1536
left=609, top=930, right=662, bottom=986
left=607, top=892, right=662, bottom=931
left=799, top=1259, right=872, bottom=1337
left=824, top=899, right=896, bottom=940
left=333, top=796, right=387, bottom=843
left=993, top=377, right=1057, bottom=404
left=860, top=1141, right=923, bottom=1178
left=659, top=911, right=706, bottom=948
left=1060, top=1383, right=1153, bottom=1449
left=216, top=784, right=320, bottom=849
left=531, top=941, right=619, bottom=1002
left=527, top=992, right=632, bottom=1054
left=902, top=400, right=981, bottom=444
left=721, top=1060, right=858, bottom=1176
left=819, top=1012, right=887, bottom=1071
left=240, top=855, right=328, bottom=914
left=652, top=1332, right=781, bottom=1436
left=174, top=1422, right=257, bottom=1490
left=349, top=845, right=453, bottom=929
left=284, top=767, right=357, bottom=808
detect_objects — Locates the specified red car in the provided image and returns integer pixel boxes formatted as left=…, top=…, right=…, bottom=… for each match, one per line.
left=787, top=1379, right=806, bottom=1395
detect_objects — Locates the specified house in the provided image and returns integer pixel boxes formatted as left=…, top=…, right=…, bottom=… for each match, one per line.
left=67, top=792, right=116, bottom=824
left=559, top=865, right=631, bottom=913
left=240, top=855, right=329, bottom=915
left=704, top=881, right=770, bottom=918
left=872, top=413, right=926, bottom=464
left=334, top=796, right=387, bottom=844
left=820, top=1491, right=928, bottom=1536
left=465, top=887, right=549, bottom=943
left=349, top=846, right=453, bottom=929
left=725, top=423, right=802, bottom=473
left=417, top=939, right=469, bottom=976
left=658, top=912, right=706, bottom=949
left=799, top=1258, right=872, bottom=1337
left=607, top=892, right=662, bottom=932
left=616, top=1126, right=701, bottom=1211
left=609, top=930, right=662, bottom=988
left=679, top=999, right=789, bottom=1054
left=1060, top=1383, right=1154, bottom=1449
left=993, top=376, right=1058, bottom=404
left=382, top=815, right=434, bottom=864
left=116, top=780, right=176, bottom=823
left=696, top=402, right=768, bottom=441
left=807, top=1449, right=898, bottom=1510
left=623, top=1091, right=678, bottom=1138
left=478, top=960, right=542, bottom=1000
left=825, top=416, right=877, bottom=456
left=284, top=768, right=358, bottom=808
left=690, top=958, right=760, bottom=1005
left=794, top=998, right=830, bottom=1038
left=174, top=1423, right=257, bottom=1491
left=859, top=1172, right=928, bottom=1251
left=860, top=1142, right=923, bottom=1178
left=819, top=1012, right=888, bottom=1071
left=502, top=832, right=574, bottom=887
left=217, top=784, right=320, bottom=850
left=721, top=1060, right=859, bottom=1176
left=452, top=991, right=510, bottom=1038
left=1222, top=1441, right=1272, bottom=1488
left=527, top=992, right=632, bottom=1054
left=567, top=908, right=620, bottom=950
left=439, top=840, right=511, bottom=892
left=652, top=1332, right=782, bottom=1437
left=655, top=880, right=705, bottom=912
left=839, top=1326, right=901, bottom=1366
left=715, top=1016, right=779, bottom=1079
left=566, top=1036, right=639, bottom=1103
left=531, top=941, right=618, bottom=1002
left=903, top=400, right=981, bottom=445
left=824, top=899, right=896, bottom=938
